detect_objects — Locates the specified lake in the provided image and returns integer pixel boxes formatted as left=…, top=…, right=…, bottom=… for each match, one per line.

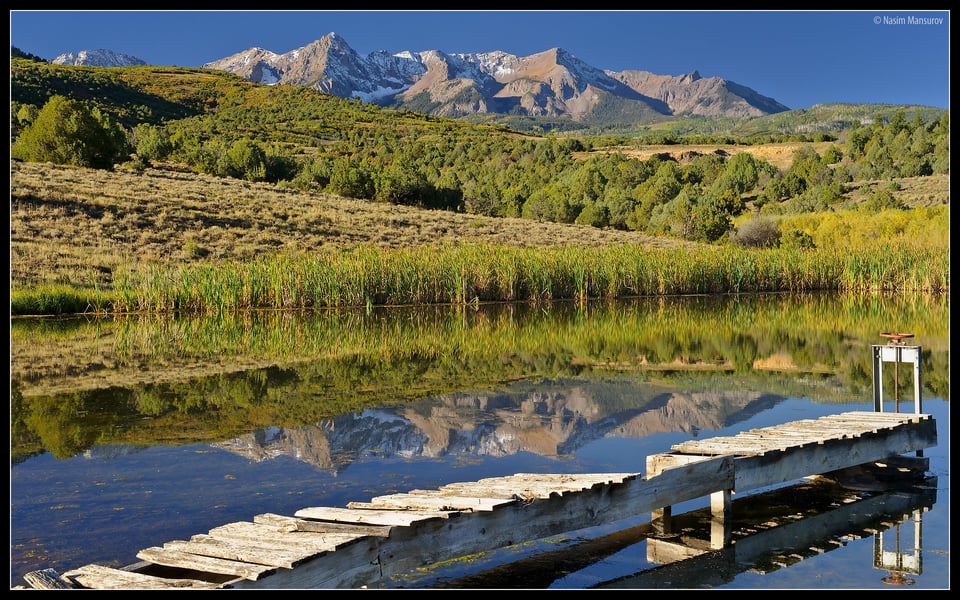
left=10, top=292, right=950, bottom=589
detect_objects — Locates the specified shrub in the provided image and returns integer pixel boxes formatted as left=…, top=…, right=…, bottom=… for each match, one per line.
left=861, top=188, right=906, bottom=213
left=732, top=217, right=782, bottom=248
left=780, top=229, right=816, bottom=250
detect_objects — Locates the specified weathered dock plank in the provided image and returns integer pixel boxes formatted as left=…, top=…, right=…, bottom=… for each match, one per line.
left=255, top=513, right=393, bottom=537
left=438, top=473, right=637, bottom=499
left=135, top=547, right=275, bottom=580
left=206, top=521, right=365, bottom=551
left=163, top=535, right=320, bottom=569
left=22, top=568, right=74, bottom=589
left=59, top=564, right=221, bottom=589
left=347, top=493, right=513, bottom=512
left=293, top=506, right=453, bottom=526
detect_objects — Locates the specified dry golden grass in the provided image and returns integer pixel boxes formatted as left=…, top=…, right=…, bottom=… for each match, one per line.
left=842, top=174, right=951, bottom=207
left=578, top=141, right=837, bottom=170
left=10, top=160, right=686, bottom=290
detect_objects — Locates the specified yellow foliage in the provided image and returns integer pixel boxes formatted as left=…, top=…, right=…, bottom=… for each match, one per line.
left=778, top=206, right=948, bottom=251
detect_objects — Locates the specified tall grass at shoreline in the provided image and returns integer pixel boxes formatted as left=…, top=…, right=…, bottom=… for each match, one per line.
left=9, top=284, right=110, bottom=316
left=12, top=243, right=946, bottom=316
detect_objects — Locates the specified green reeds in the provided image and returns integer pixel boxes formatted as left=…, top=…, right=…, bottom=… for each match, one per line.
left=10, top=284, right=111, bottom=316
left=13, top=242, right=949, bottom=316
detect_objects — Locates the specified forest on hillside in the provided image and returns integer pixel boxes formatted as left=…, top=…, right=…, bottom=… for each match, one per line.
left=9, top=57, right=951, bottom=247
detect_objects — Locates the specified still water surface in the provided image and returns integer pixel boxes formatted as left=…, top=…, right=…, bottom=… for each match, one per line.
left=10, top=293, right=950, bottom=589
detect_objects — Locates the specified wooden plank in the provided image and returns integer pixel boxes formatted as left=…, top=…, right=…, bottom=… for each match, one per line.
left=478, top=473, right=638, bottom=486
left=60, top=564, right=222, bottom=589
left=135, top=547, right=274, bottom=580
left=432, top=482, right=559, bottom=499
left=819, top=413, right=926, bottom=428
left=164, top=535, right=320, bottom=569
left=206, top=521, right=363, bottom=550
left=347, top=493, right=511, bottom=511
left=294, top=506, right=452, bottom=526
left=671, top=413, right=933, bottom=456
left=732, top=417, right=938, bottom=492
left=408, top=486, right=520, bottom=499
left=22, top=568, right=74, bottom=589
left=437, top=473, right=640, bottom=499
left=671, top=441, right=765, bottom=456
left=254, top=513, right=393, bottom=537
left=828, top=411, right=927, bottom=422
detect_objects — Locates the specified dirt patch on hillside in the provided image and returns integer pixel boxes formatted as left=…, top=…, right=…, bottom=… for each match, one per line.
left=843, top=174, right=950, bottom=207
left=578, top=141, right=836, bottom=171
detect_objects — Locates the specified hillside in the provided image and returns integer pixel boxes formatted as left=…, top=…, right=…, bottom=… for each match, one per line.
left=9, top=160, right=685, bottom=290
left=10, top=59, right=256, bottom=127
left=9, top=58, right=951, bottom=299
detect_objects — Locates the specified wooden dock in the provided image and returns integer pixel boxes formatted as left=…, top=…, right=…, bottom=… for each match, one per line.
left=20, top=410, right=937, bottom=590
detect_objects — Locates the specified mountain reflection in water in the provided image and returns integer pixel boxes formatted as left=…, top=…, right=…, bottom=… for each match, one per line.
left=211, top=380, right=782, bottom=472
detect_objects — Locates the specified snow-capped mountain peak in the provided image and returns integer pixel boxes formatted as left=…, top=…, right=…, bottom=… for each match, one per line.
left=52, top=49, right=147, bottom=67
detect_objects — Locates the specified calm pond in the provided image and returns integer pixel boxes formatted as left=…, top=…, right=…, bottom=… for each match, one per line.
left=10, top=293, right=950, bottom=589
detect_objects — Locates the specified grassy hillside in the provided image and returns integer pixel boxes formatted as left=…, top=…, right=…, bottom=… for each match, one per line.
left=9, top=60, right=950, bottom=314
left=10, top=59, right=257, bottom=127
left=10, top=159, right=683, bottom=290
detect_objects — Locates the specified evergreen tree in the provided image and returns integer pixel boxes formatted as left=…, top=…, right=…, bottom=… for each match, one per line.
left=11, top=95, right=129, bottom=169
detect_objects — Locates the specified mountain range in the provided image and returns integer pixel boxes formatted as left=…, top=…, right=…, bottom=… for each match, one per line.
left=200, top=32, right=790, bottom=124
left=42, top=34, right=789, bottom=125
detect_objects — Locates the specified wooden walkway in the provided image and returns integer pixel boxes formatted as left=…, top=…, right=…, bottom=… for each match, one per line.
left=20, top=410, right=937, bottom=590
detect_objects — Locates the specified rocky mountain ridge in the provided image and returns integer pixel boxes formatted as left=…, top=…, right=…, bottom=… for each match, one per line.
left=210, top=382, right=781, bottom=472
left=200, top=32, right=790, bottom=123
left=51, top=48, right=147, bottom=67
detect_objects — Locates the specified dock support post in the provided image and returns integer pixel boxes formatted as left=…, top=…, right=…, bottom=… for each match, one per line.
left=709, top=489, right=732, bottom=548
left=652, top=506, right=673, bottom=534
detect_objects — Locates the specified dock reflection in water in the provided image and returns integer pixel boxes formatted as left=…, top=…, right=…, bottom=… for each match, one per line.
left=406, top=475, right=937, bottom=589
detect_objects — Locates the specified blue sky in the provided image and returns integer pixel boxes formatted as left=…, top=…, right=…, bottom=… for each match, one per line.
left=10, top=10, right=951, bottom=110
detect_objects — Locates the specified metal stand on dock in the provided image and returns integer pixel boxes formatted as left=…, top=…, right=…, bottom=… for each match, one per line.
left=872, top=332, right=922, bottom=415
left=873, top=332, right=923, bottom=457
